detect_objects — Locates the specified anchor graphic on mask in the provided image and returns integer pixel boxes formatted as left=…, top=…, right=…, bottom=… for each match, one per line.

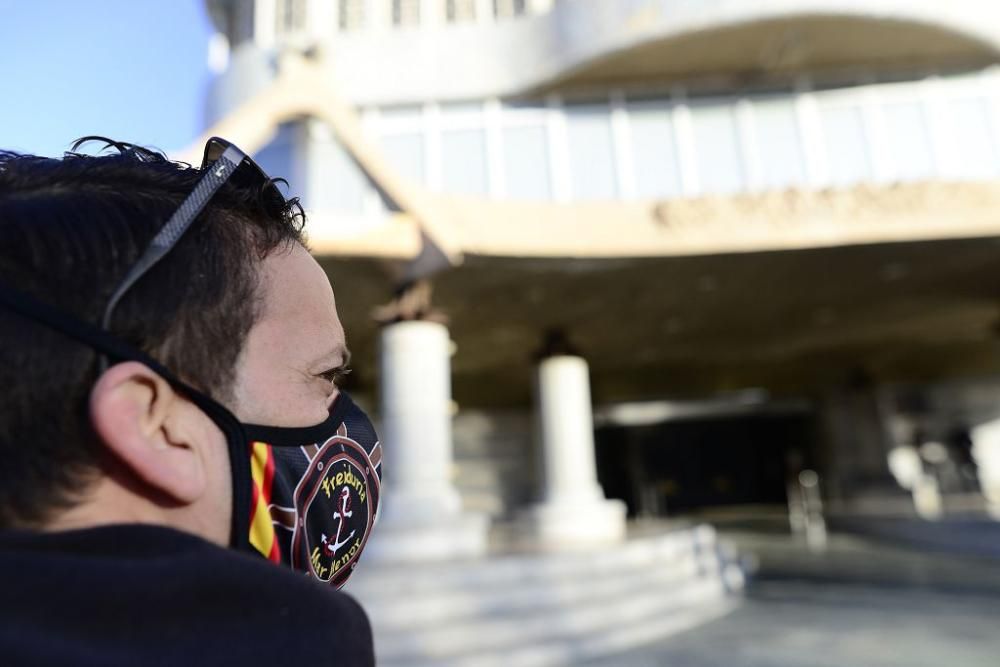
left=268, top=420, right=381, bottom=586
left=321, top=486, right=356, bottom=556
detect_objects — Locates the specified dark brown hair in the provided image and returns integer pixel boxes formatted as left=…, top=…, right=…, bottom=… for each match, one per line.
left=0, top=138, right=305, bottom=527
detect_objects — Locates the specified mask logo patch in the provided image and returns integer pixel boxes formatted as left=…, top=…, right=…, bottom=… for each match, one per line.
left=287, top=425, right=381, bottom=587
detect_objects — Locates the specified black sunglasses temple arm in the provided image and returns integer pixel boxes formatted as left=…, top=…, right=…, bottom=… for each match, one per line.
left=101, top=145, right=247, bottom=331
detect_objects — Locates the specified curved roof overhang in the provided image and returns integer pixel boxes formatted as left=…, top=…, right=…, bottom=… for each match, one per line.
left=519, top=0, right=1000, bottom=97
left=207, top=1, right=1000, bottom=108
left=326, top=0, right=1000, bottom=105
left=536, top=13, right=1000, bottom=95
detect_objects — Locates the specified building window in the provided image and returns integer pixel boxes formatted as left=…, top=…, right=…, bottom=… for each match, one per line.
left=380, top=133, right=427, bottom=184
left=217, top=2, right=253, bottom=46
left=882, top=101, right=934, bottom=181
left=338, top=0, right=365, bottom=31
left=628, top=101, right=682, bottom=199
left=442, top=129, right=489, bottom=194
left=565, top=104, right=618, bottom=200
left=313, top=133, right=369, bottom=215
left=254, top=124, right=299, bottom=200
left=392, top=0, right=421, bottom=26
left=220, top=5, right=237, bottom=44
left=751, top=96, right=806, bottom=191
left=503, top=125, right=551, bottom=200
left=689, top=99, right=745, bottom=195
left=819, top=104, right=873, bottom=187
left=447, top=0, right=477, bottom=22
left=494, top=0, right=526, bottom=19
left=276, top=0, right=307, bottom=34
left=948, top=98, right=1000, bottom=180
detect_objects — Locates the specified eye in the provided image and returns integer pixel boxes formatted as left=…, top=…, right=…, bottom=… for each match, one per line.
left=318, top=366, right=352, bottom=387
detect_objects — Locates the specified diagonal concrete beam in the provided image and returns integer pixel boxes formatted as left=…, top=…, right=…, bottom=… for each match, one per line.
left=174, top=53, right=463, bottom=273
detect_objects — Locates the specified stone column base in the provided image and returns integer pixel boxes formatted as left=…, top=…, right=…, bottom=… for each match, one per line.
left=517, top=498, right=627, bottom=550
left=361, top=512, right=490, bottom=563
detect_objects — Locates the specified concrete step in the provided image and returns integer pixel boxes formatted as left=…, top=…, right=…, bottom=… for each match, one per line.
left=347, top=526, right=718, bottom=599
left=367, top=550, right=708, bottom=629
left=377, top=577, right=732, bottom=665
left=346, top=524, right=740, bottom=666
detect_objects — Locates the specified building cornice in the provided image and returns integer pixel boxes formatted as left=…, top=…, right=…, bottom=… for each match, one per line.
left=306, top=180, right=1000, bottom=260
left=319, top=0, right=1000, bottom=105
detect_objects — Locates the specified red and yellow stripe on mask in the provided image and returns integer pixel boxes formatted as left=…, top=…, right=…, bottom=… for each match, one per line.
left=249, top=442, right=281, bottom=562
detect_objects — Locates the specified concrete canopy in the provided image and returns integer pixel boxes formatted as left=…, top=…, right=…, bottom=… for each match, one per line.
left=324, top=235, right=1000, bottom=408
left=540, top=15, right=999, bottom=94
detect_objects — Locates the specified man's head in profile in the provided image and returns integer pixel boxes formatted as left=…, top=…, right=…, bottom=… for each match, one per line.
left=0, top=139, right=381, bottom=664
left=0, top=139, right=380, bottom=665
left=0, top=137, right=356, bottom=541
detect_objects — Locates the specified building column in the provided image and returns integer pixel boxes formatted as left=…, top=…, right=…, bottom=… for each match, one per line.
left=971, top=418, right=1000, bottom=519
left=363, top=320, right=489, bottom=562
left=815, top=384, right=900, bottom=510
left=520, top=354, right=626, bottom=548
left=366, top=0, right=390, bottom=30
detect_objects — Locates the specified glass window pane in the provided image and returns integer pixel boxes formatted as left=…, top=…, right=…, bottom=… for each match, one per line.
left=883, top=102, right=934, bottom=181
left=392, top=0, right=420, bottom=25
left=311, top=136, right=367, bottom=214
left=447, top=0, right=476, bottom=22
left=338, top=0, right=365, bottom=30
left=254, top=124, right=299, bottom=199
left=442, top=129, right=489, bottom=195
left=502, top=125, right=550, bottom=200
left=276, top=0, right=306, bottom=33
left=440, top=101, right=484, bottom=117
left=565, top=104, right=618, bottom=200
left=494, top=0, right=526, bottom=18
left=948, top=98, right=999, bottom=180
left=380, top=133, right=425, bottom=184
left=628, top=102, right=682, bottom=199
left=690, top=100, right=744, bottom=195
left=820, top=105, right=872, bottom=187
left=379, top=104, right=424, bottom=124
left=753, top=96, right=805, bottom=190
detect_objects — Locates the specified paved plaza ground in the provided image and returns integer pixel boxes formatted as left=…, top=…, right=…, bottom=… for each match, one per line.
left=590, top=525, right=1000, bottom=666
left=592, top=580, right=1000, bottom=667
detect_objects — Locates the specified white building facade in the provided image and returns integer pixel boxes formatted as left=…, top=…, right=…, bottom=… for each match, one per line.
left=197, top=1, right=1000, bottom=662
left=201, top=0, right=1000, bottom=519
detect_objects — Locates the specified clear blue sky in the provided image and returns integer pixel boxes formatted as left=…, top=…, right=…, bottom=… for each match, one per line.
left=0, top=0, right=214, bottom=157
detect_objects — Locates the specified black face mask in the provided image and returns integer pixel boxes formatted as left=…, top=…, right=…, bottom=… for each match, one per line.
left=246, top=392, right=382, bottom=587
left=0, top=283, right=383, bottom=589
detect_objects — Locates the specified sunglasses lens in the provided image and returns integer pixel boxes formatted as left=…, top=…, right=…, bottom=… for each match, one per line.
left=201, top=137, right=287, bottom=208
left=201, top=138, right=228, bottom=169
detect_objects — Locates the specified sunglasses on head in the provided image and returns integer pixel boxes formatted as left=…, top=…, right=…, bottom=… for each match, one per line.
left=101, top=137, right=283, bottom=331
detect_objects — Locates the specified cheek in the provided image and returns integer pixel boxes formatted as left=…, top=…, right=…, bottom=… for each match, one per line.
left=228, top=349, right=268, bottom=422
left=228, top=330, right=333, bottom=425
left=233, top=371, right=333, bottom=426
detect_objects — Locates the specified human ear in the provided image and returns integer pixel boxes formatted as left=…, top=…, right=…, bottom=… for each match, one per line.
left=89, top=361, right=206, bottom=505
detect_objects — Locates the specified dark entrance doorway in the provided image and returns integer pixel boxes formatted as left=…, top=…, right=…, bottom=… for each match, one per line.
left=596, top=411, right=817, bottom=518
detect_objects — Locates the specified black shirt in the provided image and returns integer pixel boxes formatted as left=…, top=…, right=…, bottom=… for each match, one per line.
left=0, top=524, right=375, bottom=666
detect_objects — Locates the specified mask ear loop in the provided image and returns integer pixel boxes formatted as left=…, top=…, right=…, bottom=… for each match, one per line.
left=0, top=282, right=255, bottom=553
left=88, top=143, right=253, bottom=550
